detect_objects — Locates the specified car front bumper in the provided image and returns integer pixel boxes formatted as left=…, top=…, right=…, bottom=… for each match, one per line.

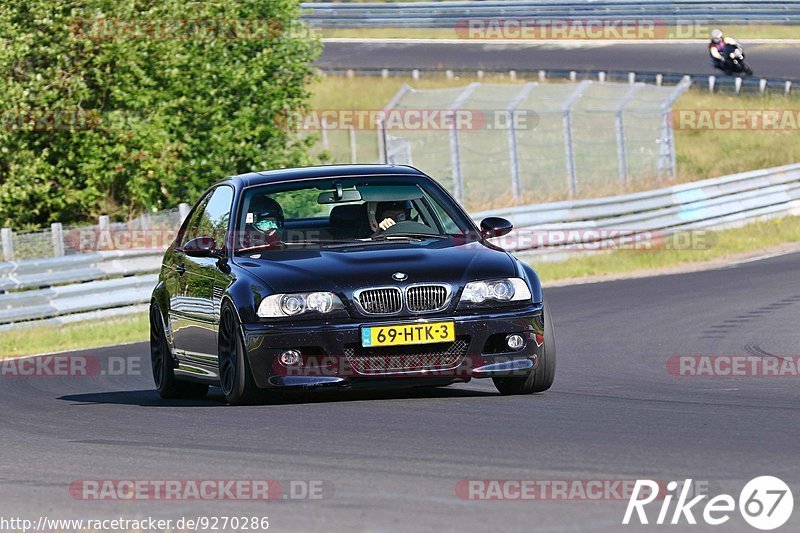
left=241, top=303, right=544, bottom=390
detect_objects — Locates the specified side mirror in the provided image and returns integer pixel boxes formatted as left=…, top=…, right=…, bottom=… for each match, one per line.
left=480, top=217, right=514, bottom=238
left=183, top=236, right=221, bottom=257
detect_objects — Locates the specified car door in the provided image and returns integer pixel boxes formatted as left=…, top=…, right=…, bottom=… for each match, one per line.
left=171, top=185, right=234, bottom=364
left=168, top=194, right=211, bottom=354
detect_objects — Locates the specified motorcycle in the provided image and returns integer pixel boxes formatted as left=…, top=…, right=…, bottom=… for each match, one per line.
left=712, top=43, right=753, bottom=76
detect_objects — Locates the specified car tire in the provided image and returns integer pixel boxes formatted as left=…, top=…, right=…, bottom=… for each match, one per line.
left=150, top=304, right=209, bottom=399
left=218, top=304, right=261, bottom=405
left=493, top=299, right=556, bottom=395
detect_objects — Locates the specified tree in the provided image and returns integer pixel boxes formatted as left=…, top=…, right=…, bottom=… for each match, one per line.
left=0, top=0, right=320, bottom=227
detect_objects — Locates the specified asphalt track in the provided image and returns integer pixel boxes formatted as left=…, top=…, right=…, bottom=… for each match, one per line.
left=318, top=41, right=800, bottom=80
left=2, top=251, right=800, bottom=532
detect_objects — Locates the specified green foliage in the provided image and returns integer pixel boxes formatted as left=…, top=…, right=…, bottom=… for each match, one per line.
left=0, top=0, right=321, bottom=228
left=269, top=188, right=329, bottom=219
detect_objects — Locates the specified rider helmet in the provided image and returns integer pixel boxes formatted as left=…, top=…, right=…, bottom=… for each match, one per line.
left=248, top=196, right=284, bottom=236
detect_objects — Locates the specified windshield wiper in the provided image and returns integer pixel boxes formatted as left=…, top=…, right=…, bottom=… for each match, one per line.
left=236, top=239, right=374, bottom=254
left=371, top=233, right=449, bottom=241
left=236, top=243, right=285, bottom=253
left=236, top=235, right=448, bottom=253
left=293, top=239, right=375, bottom=246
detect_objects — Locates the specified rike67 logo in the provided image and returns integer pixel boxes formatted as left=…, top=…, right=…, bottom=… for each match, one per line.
left=623, top=477, right=794, bottom=530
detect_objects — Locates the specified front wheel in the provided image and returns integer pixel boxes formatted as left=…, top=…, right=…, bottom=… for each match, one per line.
left=150, top=304, right=209, bottom=399
left=493, top=299, right=556, bottom=395
left=218, top=305, right=261, bottom=405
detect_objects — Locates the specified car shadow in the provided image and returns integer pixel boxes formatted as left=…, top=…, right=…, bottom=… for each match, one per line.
left=59, top=385, right=498, bottom=407
left=58, top=389, right=226, bottom=407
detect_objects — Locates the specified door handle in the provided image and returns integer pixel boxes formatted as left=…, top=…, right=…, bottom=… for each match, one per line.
left=176, top=265, right=186, bottom=275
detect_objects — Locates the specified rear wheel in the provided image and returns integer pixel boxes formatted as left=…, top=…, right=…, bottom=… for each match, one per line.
left=150, top=304, right=209, bottom=399
left=493, top=300, right=556, bottom=395
left=218, top=305, right=261, bottom=405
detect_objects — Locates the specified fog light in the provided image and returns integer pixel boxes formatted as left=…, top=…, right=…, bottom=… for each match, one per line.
left=506, top=334, right=525, bottom=351
left=279, top=350, right=302, bottom=366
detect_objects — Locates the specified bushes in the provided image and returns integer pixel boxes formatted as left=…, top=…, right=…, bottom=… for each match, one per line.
left=0, top=0, right=320, bottom=228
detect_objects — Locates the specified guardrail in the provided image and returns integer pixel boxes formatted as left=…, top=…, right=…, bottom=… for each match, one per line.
left=321, top=67, right=796, bottom=96
left=476, top=162, right=800, bottom=255
left=0, top=251, right=162, bottom=329
left=2, top=163, right=800, bottom=328
left=0, top=250, right=162, bottom=292
left=302, top=1, right=800, bottom=27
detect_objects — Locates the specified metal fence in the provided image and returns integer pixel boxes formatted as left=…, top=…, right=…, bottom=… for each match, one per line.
left=477, top=162, right=800, bottom=258
left=377, top=79, right=689, bottom=210
left=302, top=0, right=800, bottom=28
left=1, top=205, right=188, bottom=262
left=321, top=68, right=797, bottom=95
left=307, top=72, right=793, bottom=183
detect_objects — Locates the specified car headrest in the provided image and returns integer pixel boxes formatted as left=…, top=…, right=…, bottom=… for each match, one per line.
left=329, top=204, right=364, bottom=225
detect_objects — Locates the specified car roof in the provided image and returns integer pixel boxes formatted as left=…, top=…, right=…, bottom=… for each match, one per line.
left=223, top=164, right=428, bottom=188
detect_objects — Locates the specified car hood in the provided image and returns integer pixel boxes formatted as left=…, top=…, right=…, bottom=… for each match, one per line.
left=234, top=240, right=517, bottom=295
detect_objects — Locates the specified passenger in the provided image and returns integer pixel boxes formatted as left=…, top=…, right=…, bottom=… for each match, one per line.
left=244, top=195, right=284, bottom=247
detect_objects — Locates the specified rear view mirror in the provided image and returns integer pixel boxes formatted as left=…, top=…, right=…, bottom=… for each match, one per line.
left=318, top=189, right=362, bottom=204
left=480, top=217, right=514, bottom=238
left=183, top=236, right=221, bottom=257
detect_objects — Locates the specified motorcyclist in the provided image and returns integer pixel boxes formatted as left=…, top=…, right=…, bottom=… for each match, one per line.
left=709, top=29, right=742, bottom=73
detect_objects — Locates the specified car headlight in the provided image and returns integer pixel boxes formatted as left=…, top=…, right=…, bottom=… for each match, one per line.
left=258, top=292, right=344, bottom=317
left=459, top=278, right=532, bottom=305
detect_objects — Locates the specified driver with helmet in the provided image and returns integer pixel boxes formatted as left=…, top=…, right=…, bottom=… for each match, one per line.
left=244, top=195, right=284, bottom=247
left=367, top=200, right=414, bottom=232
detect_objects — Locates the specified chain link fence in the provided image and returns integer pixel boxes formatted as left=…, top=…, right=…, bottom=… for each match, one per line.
left=380, top=79, right=690, bottom=210
left=2, top=207, right=187, bottom=261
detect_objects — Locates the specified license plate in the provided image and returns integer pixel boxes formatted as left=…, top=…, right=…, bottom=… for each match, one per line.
left=361, top=321, right=455, bottom=347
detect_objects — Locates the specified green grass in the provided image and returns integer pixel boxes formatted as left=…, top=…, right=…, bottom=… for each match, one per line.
left=321, top=25, right=800, bottom=41
left=0, top=312, right=148, bottom=358
left=530, top=216, right=800, bottom=282
left=674, top=91, right=800, bottom=180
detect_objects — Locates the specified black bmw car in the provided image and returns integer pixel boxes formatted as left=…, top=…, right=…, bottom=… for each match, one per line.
left=150, top=164, right=555, bottom=404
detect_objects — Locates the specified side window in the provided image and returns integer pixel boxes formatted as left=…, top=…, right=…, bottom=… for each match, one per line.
left=422, top=192, right=460, bottom=234
left=178, top=196, right=211, bottom=248
left=195, top=186, right=234, bottom=248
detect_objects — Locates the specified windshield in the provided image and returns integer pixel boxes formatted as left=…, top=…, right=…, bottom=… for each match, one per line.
left=234, top=176, right=472, bottom=253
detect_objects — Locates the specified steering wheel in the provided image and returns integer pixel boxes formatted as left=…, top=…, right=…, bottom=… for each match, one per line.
left=371, top=220, right=438, bottom=238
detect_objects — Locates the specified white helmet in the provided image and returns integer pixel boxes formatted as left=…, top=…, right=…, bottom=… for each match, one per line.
left=711, top=29, right=723, bottom=43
